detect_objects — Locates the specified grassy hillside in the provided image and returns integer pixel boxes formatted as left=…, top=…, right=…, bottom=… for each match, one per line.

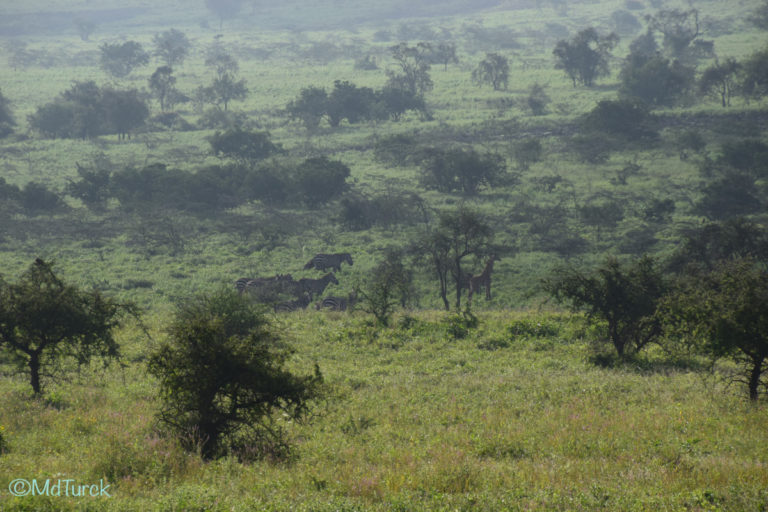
left=2, top=310, right=768, bottom=511
left=1, top=0, right=768, bottom=509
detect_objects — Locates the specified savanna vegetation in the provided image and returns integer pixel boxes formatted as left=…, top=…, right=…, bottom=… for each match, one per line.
left=1, top=0, right=768, bottom=509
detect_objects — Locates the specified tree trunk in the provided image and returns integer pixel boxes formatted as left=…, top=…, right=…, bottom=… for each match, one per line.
left=29, top=351, right=41, bottom=395
left=748, top=357, right=763, bottom=402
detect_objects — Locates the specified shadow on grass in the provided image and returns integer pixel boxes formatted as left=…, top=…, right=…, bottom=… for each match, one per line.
left=588, top=350, right=708, bottom=375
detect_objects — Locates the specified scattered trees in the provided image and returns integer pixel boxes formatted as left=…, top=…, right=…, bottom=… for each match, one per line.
left=0, top=259, right=135, bottom=395
left=472, top=53, right=510, bottom=91
left=28, top=81, right=149, bottom=140
left=553, top=28, right=619, bottom=87
left=286, top=81, right=425, bottom=130
left=99, top=41, right=150, bottom=78
left=148, top=289, right=323, bottom=459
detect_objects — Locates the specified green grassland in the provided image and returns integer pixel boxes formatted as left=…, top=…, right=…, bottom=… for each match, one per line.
left=1, top=0, right=768, bottom=509
left=2, top=310, right=768, bottom=511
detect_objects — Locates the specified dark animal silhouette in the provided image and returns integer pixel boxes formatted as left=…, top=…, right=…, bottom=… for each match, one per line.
left=298, top=273, right=339, bottom=300
left=315, top=292, right=358, bottom=311
left=303, top=253, right=353, bottom=273
left=467, top=255, right=500, bottom=305
left=274, top=294, right=311, bottom=313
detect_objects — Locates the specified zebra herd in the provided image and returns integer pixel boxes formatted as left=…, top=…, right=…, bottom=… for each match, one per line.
left=235, top=253, right=355, bottom=313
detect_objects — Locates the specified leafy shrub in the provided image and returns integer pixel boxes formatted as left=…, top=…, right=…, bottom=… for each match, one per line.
left=293, top=157, right=350, bottom=207
left=148, top=290, right=323, bottom=459
left=526, top=83, right=551, bottom=116
left=373, top=133, right=423, bottom=167
left=580, top=99, right=657, bottom=141
left=512, top=138, right=543, bottom=171
left=20, top=182, right=62, bottom=213
left=444, top=311, right=479, bottom=339
left=209, top=128, right=280, bottom=166
left=507, top=317, right=562, bottom=339
left=420, top=148, right=506, bottom=195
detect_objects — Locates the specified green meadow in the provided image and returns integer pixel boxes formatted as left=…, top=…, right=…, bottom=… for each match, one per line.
left=1, top=0, right=768, bottom=509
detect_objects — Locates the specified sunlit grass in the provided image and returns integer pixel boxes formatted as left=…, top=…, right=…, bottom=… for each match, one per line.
left=1, top=311, right=767, bottom=510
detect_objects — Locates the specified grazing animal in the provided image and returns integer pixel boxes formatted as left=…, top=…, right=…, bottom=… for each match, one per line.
left=467, top=255, right=500, bottom=305
left=315, top=292, right=358, bottom=311
left=274, top=294, right=311, bottom=313
left=298, top=273, right=339, bottom=300
left=303, top=253, right=354, bottom=273
left=236, top=274, right=293, bottom=294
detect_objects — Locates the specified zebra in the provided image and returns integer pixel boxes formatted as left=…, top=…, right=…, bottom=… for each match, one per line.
left=236, top=274, right=293, bottom=294
left=274, top=294, right=311, bottom=313
left=315, top=292, right=358, bottom=311
left=303, top=253, right=354, bottom=273
left=298, top=273, right=339, bottom=300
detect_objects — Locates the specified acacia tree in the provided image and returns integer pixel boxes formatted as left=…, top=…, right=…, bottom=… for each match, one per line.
left=646, top=8, right=700, bottom=59
left=553, top=28, right=619, bottom=87
left=148, top=66, right=187, bottom=112
left=356, top=250, right=413, bottom=326
left=416, top=206, right=493, bottom=310
left=660, top=258, right=768, bottom=401
left=99, top=41, right=150, bottom=78
left=433, top=42, right=459, bottom=71
left=205, top=0, right=245, bottom=31
left=286, top=86, right=329, bottom=130
left=699, top=58, right=741, bottom=107
left=544, top=256, right=666, bottom=358
left=209, top=128, right=279, bottom=166
left=148, top=290, right=323, bottom=459
left=471, top=53, right=510, bottom=91
left=386, top=42, right=433, bottom=96
left=0, top=259, right=135, bottom=395
left=152, top=29, right=191, bottom=67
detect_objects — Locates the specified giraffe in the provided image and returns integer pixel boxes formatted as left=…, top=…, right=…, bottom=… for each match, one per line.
left=467, top=255, right=500, bottom=305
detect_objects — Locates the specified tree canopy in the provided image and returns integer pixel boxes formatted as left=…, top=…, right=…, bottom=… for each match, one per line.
left=99, top=41, right=150, bottom=78
left=553, top=28, right=619, bottom=87
left=0, top=259, right=135, bottom=395
left=148, top=290, right=323, bottom=459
